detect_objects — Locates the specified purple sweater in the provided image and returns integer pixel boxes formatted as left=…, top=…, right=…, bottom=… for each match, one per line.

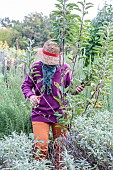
left=21, top=61, right=72, bottom=123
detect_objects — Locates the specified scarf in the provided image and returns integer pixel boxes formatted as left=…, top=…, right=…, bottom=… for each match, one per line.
left=41, top=62, right=59, bottom=95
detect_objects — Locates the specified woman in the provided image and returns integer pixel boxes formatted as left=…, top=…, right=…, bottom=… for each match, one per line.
left=21, top=39, right=84, bottom=169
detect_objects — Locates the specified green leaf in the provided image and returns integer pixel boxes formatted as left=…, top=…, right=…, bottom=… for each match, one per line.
left=29, top=133, right=34, bottom=140
left=53, top=96, right=62, bottom=105
left=64, top=86, right=69, bottom=93
left=36, top=78, right=43, bottom=84
left=55, top=4, right=62, bottom=10
left=54, top=112, right=62, bottom=118
left=77, top=1, right=84, bottom=7
left=34, top=74, right=41, bottom=77
left=54, top=82, right=60, bottom=89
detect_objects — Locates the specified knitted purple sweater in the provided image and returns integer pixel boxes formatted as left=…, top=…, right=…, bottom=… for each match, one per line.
left=21, top=61, right=72, bottom=123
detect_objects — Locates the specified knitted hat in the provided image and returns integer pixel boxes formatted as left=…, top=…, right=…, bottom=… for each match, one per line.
left=36, top=39, right=61, bottom=65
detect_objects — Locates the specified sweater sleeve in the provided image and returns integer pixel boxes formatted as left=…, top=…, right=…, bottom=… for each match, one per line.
left=21, top=75, right=35, bottom=99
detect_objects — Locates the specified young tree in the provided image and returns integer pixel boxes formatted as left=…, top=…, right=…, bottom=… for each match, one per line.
left=84, top=3, right=113, bottom=66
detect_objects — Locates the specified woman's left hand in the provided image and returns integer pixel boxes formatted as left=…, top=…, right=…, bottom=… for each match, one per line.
left=75, top=84, right=85, bottom=94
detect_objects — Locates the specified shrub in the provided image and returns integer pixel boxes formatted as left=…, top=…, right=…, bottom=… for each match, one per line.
left=0, top=132, right=52, bottom=170
left=63, top=110, right=113, bottom=169
left=0, top=72, right=32, bottom=137
left=0, top=111, right=113, bottom=169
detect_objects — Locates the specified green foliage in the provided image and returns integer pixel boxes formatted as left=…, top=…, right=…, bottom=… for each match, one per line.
left=92, top=3, right=113, bottom=27
left=21, top=12, right=52, bottom=48
left=1, top=17, right=12, bottom=27
left=0, top=40, right=38, bottom=137
left=21, top=39, right=36, bottom=74
left=51, top=0, right=93, bottom=50
left=0, top=132, right=51, bottom=169
left=84, top=3, right=113, bottom=67
left=0, top=13, right=53, bottom=49
left=0, top=111, right=112, bottom=169
left=87, top=22, right=113, bottom=111
left=65, top=4, right=113, bottom=118
left=64, top=111, right=113, bottom=169
left=50, top=0, right=94, bottom=121
left=0, top=28, right=19, bottom=47
left=0, top=72, right=32, bottom=137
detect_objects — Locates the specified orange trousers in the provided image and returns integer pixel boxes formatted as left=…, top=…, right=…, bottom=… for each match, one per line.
left=32, top=122, right=67, bottom=169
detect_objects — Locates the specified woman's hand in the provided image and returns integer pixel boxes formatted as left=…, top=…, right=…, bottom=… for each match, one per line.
left=29, top=95, right=40, bottom=106
left=75, top=84, right=84, bottom=94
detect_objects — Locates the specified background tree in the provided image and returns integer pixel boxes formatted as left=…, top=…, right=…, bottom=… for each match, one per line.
left=0, top=13, right=52, bottom=49
left=21, top=13, right=52, bottom=47
left=1, top=17, right=12, bottom=27
left=0, top=28, right=19, bottom=47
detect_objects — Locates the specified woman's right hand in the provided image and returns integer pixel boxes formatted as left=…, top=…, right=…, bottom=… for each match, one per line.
left=29, top=95, right=40, bottom=106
